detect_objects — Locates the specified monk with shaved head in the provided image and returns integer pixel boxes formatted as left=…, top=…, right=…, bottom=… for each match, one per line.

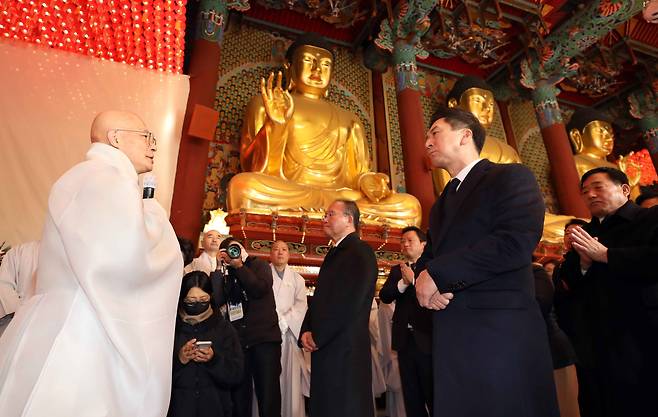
left=90, top=110, right=157, bottom=174
left=0, top=111, right=183, bottom=417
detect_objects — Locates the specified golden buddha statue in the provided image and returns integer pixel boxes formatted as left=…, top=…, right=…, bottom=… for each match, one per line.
left=567, top=108, right=641, bottom=199
left=227, top=33, right=421, bottom=227
left=432, top=76, right=521, bottom=193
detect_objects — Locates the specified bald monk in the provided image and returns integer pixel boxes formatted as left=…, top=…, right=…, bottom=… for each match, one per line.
left=0, top=111, right=183, bottom=417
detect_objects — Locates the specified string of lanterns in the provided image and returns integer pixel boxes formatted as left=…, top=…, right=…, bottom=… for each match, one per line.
left=0, top=0, right=187, bottom=73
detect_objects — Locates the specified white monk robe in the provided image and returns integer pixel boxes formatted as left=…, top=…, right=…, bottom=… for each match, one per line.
left=0, top=143, right=183, bottom=417
left=184, top=251, right=217, bottom=275
left=369, top=299, right=386, bottom=415
left=377, top=302, right=406, bottom=417
left=271, top=264, right=308, bottom=417
left=0, top=241, right=39, bottom=317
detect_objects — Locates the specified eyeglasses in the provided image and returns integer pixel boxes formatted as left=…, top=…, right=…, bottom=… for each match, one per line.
left=111, top=128, right=157, bottom=147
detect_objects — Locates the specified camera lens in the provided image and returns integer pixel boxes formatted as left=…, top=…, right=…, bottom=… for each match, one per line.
left=227, top=243, right=242, bottom=259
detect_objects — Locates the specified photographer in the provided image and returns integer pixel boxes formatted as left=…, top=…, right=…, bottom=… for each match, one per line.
left=210, top=238, right=281, bottom=417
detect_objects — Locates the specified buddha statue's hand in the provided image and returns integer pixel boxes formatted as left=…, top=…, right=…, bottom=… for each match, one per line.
left=359, top=172, right=392, bottom=203
left=261, top=71, right=294, bottom=125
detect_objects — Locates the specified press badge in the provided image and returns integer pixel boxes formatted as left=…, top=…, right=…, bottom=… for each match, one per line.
left=228, top=301, right=244, bottom=321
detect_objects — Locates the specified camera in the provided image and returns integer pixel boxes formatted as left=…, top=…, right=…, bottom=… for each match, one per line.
left=223, top=242, right=242, bottom=259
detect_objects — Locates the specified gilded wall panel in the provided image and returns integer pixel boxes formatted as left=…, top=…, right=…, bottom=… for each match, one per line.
left=509, top=100, right=561, bottom=213
left=382, top=69, right=406, bottom=192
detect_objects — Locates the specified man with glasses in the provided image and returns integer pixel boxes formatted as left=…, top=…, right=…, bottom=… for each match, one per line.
left=299, top=200, right=378, bottom=417
left=0, top=111, right=182, bottom=417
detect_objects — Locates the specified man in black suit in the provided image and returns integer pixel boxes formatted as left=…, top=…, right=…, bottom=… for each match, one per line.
left=211, top=238, right=282, bottom=417
left=415, top=106, right=559, bottom=417
left=299, top=200, right=378, bottom=417
left=561, top=167, right=658, bottom=417
left=379, top=226, right=433, bottom=417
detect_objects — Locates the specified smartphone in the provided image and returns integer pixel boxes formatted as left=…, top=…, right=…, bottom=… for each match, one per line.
left=195, top=340, right=212, bottom=350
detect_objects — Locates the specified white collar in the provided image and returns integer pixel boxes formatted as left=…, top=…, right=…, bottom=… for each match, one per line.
left=86, top=142, right=138, bottom=181
left=452, top=158, right=483, bottom=190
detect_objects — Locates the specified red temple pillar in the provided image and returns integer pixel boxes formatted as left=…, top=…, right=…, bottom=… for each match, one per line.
left=393, top=42, right=435, bottom=227
left=372, top=71, right=391, bottom=177
left=531, top=84, right=589, bottom=218
left=170, top=37, right=220, bottom=242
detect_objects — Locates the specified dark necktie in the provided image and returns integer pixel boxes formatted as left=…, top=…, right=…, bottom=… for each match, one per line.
left=438, top=178, right=461, bottom=215
left=447, top=178, right=461, bottom=194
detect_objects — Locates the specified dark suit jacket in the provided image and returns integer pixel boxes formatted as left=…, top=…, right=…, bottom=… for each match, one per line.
left=300, top=232, right=377, bottom=417
left=552, top=260, right=597, bottom=368
left=417, top=159, right=559, bottom=417
left=560, top=201, right=658, bottom=416
left=211, top=256, right=281, bottom=348
left=379, top=264, right=432, bottom=353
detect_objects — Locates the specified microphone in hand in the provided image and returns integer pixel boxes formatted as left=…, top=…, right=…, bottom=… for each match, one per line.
left=143, top=174, right=156, bottom=199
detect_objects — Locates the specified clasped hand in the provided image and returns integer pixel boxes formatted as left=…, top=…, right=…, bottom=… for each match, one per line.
left=399, top=262, right=414, bottom=285
left=415, top=270, right=453, bottom=311
left=179, top=339, right=214, bottom=365
left=568, top=226, right=608, bottom=268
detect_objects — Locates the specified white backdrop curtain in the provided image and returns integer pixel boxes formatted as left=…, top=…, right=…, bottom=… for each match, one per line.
left=0, top=40, right=190, bottom=247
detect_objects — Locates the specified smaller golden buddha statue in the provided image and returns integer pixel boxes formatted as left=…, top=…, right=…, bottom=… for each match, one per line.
left=567, top=108, right=641, bottom=198
left=433, top=76, right=521, bottom=193
left=227, top=33, right=421, bottom=227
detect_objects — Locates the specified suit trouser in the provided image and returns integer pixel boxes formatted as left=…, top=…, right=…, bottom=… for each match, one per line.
left=575, top=365, right=603, bottom=417
left=232, top=341, right=282, bottom=417
left=397, top=329, right=433, bottom=417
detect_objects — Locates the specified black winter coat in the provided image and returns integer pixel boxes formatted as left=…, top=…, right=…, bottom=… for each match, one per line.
left=168, top=312, right=244, bottom=417
left=561, top=201, right=658, bottom=417
left=300, top=232, right=378, bottom=417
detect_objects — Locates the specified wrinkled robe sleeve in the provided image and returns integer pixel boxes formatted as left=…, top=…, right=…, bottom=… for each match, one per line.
left=53, top=164, right=181, bottom=337
left=0, top=249, right=20, bottom=316
left=280, top=270, right=308, bottom=339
